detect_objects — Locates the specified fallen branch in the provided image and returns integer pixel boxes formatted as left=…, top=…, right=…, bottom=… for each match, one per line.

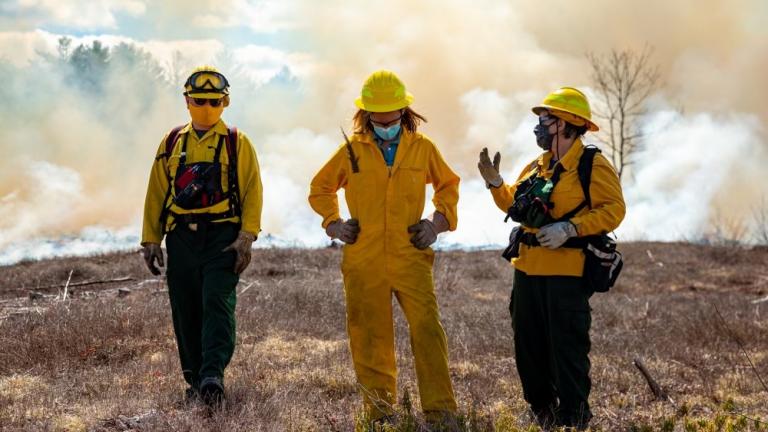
left=633, top=357, right=674, bottom=404
left=24, top=276, right=134, bottom=291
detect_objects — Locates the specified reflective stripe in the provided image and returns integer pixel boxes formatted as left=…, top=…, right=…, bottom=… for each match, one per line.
left=608, top=252, right=622, bottom=280
left=586, top=243, right=614, bottom=260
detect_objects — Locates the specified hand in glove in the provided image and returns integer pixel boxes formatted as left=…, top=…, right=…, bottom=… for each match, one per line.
left=407, top=212, right=449, bottom=250
left=326, top=218, right=360, bottom=244
left=477, top=147, right=503, bottom=188
left=141, top=242, right=164, bottom=276
left=535, top=221, right=578, bottom=249
left=222, top=231, right=257, bottom=274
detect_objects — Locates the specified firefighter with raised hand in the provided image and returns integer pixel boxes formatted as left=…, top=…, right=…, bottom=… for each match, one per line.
left=309, top=70, right=461, bottom=430
left=477, top=87, right=625, bottom=430
left=140, top=65, right=263, bottom=407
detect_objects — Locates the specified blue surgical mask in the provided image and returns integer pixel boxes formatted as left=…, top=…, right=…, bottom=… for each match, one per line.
left=373, top=122, right=401, bottom=141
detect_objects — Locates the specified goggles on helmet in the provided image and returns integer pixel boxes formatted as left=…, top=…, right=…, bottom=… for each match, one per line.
left=184, top=71, right=229, bottom=95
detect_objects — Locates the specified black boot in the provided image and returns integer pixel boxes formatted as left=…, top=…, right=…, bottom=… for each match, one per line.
left=531, top=404, right=558, bottom=431
left=200, top=376, right=225, bottom=407
left=184, top=386, right=200, bottom=402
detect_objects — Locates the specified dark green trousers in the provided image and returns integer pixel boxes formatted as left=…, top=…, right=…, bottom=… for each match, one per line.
left=166, top=222, right=239, bottom=388
left=510, top=269, right=593, bottom=426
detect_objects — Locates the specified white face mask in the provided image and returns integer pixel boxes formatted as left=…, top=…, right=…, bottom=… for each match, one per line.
left=373, top=122, right=401, bottom=140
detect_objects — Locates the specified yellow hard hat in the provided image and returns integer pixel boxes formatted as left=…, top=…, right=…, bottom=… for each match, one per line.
left=532, top=87, right=599, bottom=132
left=184, top=65, right=229, bottom=99
left=355, top=70, right=414, bottom=113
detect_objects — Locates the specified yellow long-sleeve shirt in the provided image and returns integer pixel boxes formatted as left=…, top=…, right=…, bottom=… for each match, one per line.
left=308, top=130, right=459, bottom=268
left=491, top=139, right=625, bottom=276
left=141, top=119, right=263, bottom=244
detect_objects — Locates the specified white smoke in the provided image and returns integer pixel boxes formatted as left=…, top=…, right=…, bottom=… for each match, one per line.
left=1, top=0, right=767, bottom=265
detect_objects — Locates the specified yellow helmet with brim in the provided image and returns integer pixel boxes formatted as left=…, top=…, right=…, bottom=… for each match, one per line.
left=532, top=87, right=599, bottom=132
left=355, top=70, right=414, bottom=113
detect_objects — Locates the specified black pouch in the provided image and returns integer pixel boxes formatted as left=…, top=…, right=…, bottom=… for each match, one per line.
left=583, top=235, right=623, bottom=293
left=173, top=162, right=222, bottom=209
left=501, top=226, right=524, bottom=261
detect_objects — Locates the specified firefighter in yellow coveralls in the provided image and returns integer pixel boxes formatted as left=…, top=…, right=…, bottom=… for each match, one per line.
left=309, top=70, right=460, bottom=430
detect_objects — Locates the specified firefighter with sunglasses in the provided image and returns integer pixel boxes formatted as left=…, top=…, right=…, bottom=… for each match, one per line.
left=141, top=65, right=263, bottom=406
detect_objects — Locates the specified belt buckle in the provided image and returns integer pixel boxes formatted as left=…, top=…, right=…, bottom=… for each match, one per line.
left=188, top=223, right=198, bottom=231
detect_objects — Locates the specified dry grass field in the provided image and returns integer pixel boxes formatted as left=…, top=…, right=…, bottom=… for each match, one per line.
left=1, top=242, right=767, bottom=431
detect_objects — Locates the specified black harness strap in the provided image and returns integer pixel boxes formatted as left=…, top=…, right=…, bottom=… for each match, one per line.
left=578, top=146, right=599, bottom=209
left=159, top=130, right=187, bottom=233
left=554, top=146, right=600, bottom=222
left=225, top=127, right=242, bottom=218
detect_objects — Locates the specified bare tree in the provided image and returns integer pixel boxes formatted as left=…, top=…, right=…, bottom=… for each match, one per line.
left=587, top=46, right=661, bottom=180
left=753, top=196, right=768, bottom=245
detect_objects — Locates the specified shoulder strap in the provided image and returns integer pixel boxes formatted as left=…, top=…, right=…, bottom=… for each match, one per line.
left=155, top=125, right=185, bottom=161
left=550, top=163, right=566, bottom=185
left=227, top=126, right=238, bottom=161
left=578, top=146, right=600, bottom=209
left=555, top=145, right=600, bottom=222
left=226, top=126, right=242, bottom=217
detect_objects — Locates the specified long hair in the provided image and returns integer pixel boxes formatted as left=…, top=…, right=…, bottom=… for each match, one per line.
left=352, top=107, right=427, bottom=135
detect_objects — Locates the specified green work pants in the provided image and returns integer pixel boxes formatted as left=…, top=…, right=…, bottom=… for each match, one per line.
left=165, top=222, right=239, bottom=388
left=510, top=269, right=593, bottom=426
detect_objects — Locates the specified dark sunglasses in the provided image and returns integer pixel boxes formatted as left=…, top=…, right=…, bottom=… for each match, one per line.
left=190, top=97, right=223, bottom=107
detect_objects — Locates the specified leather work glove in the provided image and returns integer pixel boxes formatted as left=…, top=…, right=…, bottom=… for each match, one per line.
left=222, top=231, right=257, bottom=274
left=408, top=212, right=450, bottom=250
left=326, top=218, right=360, bottom=244
left=141, top=242, right=164, bottom=276
left=536, top=221, right=578, bottom=249
left=477, top=147, right=503, bottom=188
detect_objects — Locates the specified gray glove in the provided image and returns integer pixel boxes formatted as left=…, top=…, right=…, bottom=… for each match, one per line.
left=407, top=219, right=438, bottom=249
left=222, top=231, right=257, bottom=274
left=141, top=242, right=164, bottom=275
left=536, top=221, right=578, bottom=249
left=326, top=218, right=360, bottom=244
left=477, top=147, right=503, bottom=188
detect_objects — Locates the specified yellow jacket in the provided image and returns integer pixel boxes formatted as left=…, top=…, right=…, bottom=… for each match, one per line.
left=490, top=139, right=625, bottom=276
left=309, top=130, right=459, bottom=266
left=141, top=119, right=263, bottom=244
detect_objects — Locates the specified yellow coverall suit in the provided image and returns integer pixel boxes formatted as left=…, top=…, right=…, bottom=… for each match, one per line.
left=308, top=129, right=460, bottom=418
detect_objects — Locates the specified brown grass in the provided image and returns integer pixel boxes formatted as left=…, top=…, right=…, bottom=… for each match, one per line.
left=0, top=243, right=767, bottom=431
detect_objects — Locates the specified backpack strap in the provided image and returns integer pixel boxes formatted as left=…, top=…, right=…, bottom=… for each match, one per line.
left=554, top=145, right=600, bottom=222
left=578, top=146, right=600, bottom=209
left=226, top=126, right=242, bottom=218
left=158, top=125, right=187, bottom=235
left=549, top=163, right=566, bottom=186
left=155, top=125, right=185, bottom=161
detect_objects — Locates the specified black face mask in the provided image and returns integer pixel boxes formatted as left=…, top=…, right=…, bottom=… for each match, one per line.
left=534, top=121, right=556, bottom=150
